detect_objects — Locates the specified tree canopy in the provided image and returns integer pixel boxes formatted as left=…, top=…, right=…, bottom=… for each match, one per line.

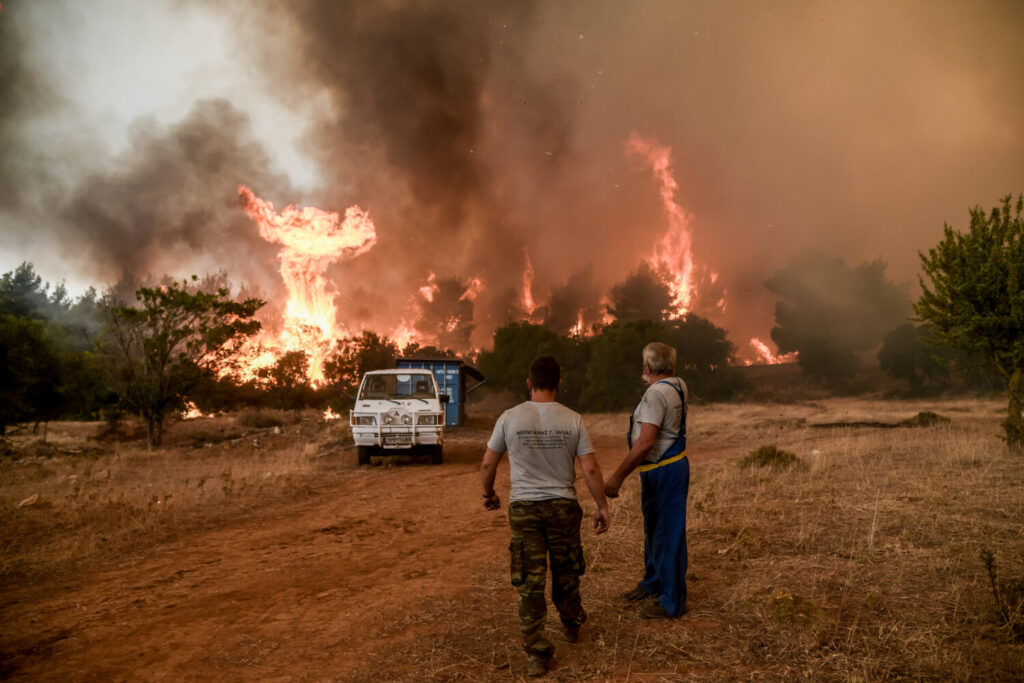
left=606, top=262, right=674, bottom=322
left=103, top=277, right=263, bottom=447
left=324, top=331, right=400, bottom=398
left=877, top=323, right=949, bottom=394
left=916, top=195, right=1024, bottom=447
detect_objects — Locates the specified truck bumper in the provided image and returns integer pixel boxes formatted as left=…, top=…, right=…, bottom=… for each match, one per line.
left=352, top=427, right=443, bottom=448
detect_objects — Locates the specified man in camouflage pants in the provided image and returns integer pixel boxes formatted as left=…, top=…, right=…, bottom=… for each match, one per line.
left=481, top=356, right=610, bottom=677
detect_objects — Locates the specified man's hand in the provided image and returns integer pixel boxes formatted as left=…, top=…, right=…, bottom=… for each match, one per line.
left=604, top=474, right=624, bottom=499
left=593, top=506, right=610, bottom=534
left=480, top=448, right=503, bottom=510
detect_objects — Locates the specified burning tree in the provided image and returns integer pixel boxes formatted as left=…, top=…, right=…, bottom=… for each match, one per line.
left=916, top=195, right=1024, bottom=448
left=102, top=278, right=264, bottom=448
left=606, top=262, right=674, bottom=323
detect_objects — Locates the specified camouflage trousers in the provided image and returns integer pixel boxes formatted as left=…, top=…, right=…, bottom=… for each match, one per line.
left=508, top=498, right=587, bottom=658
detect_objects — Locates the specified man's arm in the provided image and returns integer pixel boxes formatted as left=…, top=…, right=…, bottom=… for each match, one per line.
left=480, top=447, right=504, bottom=510
left=604, top=421, right=660, bottom=498
left=577, top=452, right=610, bottom=533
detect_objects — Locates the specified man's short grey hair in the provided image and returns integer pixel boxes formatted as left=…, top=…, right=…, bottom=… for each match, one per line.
left=643, top=342, right=676, bottom=375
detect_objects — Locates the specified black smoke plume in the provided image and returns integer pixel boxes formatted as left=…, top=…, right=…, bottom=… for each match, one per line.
left=60, top=99, right=292, bottom=292
left=0, top=7, right=55, bottom=211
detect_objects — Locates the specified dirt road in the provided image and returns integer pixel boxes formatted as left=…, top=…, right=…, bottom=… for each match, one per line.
left=1, top=421, right=645, bottom=681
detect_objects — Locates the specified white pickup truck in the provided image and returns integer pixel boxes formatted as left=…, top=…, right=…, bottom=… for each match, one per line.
left=349, top=369, right=448, bottom=465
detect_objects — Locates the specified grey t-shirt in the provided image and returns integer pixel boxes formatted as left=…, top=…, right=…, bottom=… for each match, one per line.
left=487, top=401, right=594, bottom=502
left=630, top=378, right=687, bottom=463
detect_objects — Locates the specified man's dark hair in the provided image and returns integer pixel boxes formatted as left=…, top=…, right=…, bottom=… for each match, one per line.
left=529, top=355, right=561, bottom=392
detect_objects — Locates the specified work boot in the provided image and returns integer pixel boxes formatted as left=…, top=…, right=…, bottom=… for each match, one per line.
left=639, top=601, right=679, bottom=619
left=561, top=611, right=586, bottom=643
left=527, top=654, right=550, bottom=677
left=622, top=586, right=653, bottom=602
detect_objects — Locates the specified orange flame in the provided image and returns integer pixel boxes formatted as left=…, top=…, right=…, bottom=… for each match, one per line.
left=237, top=186, right=377, bottom=383
left=391, top=320, right=419, bottom=350
left=746, top=337, right=798, bottom=365
left=569, top=311, right=585, bottom=338
left=418, top=271, right=438, bottom=302
left=460, top=277, right=485, bottom=302
left=181, top=401, right=211, bottom=419
left=625, top=132, right=698, bottom=317
left=522, top=248, right=537, bottom=316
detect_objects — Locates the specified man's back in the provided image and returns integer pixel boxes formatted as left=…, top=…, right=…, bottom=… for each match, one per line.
left=487, top=401, right=593, bottom=502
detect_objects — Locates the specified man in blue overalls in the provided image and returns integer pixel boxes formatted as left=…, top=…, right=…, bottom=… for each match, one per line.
left=605, top=341, right=689, bottom=619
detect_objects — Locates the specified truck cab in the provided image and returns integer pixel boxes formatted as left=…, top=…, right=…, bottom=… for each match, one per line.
left=349, top=369, right=448, bottom=465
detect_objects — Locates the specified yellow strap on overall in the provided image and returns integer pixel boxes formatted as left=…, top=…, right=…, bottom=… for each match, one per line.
left=638, top=451, right=686, bottom=473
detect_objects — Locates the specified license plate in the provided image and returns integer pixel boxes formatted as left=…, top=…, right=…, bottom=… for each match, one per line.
left=384, top=435, right=412, bottom=446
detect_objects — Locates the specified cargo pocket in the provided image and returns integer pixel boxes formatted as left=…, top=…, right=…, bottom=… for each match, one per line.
left=509, top=537, right=525, bottom=586
left=550, top=539, right=586, bottom=578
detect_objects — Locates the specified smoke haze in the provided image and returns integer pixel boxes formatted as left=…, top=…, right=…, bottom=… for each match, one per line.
left=2, top=0, right=1023, bottom=355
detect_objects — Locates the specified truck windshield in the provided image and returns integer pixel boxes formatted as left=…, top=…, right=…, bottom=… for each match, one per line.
left=359, top=374, right=436, bottom=400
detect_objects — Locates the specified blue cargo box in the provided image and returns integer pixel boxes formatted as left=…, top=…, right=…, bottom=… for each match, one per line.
left=394, top=358, right=485, bottom=427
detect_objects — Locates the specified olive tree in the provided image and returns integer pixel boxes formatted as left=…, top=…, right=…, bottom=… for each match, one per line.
left=103, top=277, right=263, bottom=448
left=916, top=195, right=1024, bottom=448
left=324, top=330, right=400, bottom=399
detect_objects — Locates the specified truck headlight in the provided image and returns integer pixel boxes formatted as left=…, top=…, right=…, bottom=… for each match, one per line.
left=401, top=415, right=412, bottom=425
left=352, top=415, right=376, bottom=426
left=417, top=415, right=439, bottom=425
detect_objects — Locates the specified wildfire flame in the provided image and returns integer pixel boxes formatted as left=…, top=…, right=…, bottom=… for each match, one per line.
left=569, top=311, right=585, bottom=338
left=181, top=401, right=210, bottom=419
left=522, top=248, right=537, bottom=316
left=460, top=277, right=484, bottom=302
left=746, top=337, right=798, bottom=365
left=625, top=132, right=698, bottom=318
left=419, top=271, right=438, bottom=303
left=392, top=321, right=419, bottom=349
left=237, top=186, right=377, bottom=383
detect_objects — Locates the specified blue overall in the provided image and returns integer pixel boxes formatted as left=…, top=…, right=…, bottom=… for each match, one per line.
left=628, top=379, right=689, bottom=617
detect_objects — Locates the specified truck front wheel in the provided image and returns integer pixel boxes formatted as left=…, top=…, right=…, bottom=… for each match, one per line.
left=357, top=446, right=373, bottom=466
left=430, top=445, right=443, bottom=465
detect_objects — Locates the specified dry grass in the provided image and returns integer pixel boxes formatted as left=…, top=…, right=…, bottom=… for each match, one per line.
left=0, top=410, right=351, bottom=581
left=2, top=396, right=1023, bottom=680
left=339, top=397, right=1024, bottom=680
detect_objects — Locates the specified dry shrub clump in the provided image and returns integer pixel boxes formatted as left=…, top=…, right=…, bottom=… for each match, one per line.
left=738, top=444, right=803, bottom=470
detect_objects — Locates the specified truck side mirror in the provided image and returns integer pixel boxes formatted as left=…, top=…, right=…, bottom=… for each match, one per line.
left=440, top=394, right=450, bottom=403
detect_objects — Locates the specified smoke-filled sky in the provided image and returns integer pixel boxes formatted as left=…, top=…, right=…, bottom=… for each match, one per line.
left=2, top=0, right=1022, bottom=356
